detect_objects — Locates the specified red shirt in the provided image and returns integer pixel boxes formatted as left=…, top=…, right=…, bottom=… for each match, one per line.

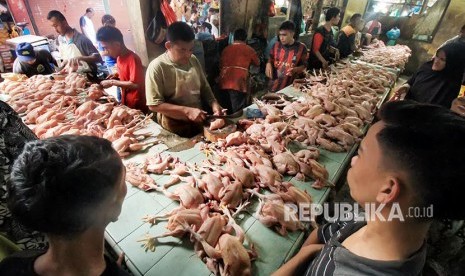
left=312, top=33, right=324, bottom=53
left=219, top=42, right=259, bottom=93
left=117, top=50, right=148, bottom=113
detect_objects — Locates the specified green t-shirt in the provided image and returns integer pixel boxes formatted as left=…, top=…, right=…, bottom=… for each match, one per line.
left=145, top=52, right=216, bottom=108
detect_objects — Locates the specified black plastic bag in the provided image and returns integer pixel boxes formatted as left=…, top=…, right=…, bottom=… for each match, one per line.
left=146, top=10, right=167, bottom=44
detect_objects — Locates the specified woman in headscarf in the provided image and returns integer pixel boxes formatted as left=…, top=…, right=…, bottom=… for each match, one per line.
left=392, top=42, right=465, bottom=108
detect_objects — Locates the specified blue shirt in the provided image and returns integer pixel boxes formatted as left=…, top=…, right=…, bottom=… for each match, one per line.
left=98, top=42, right=117, bottom=67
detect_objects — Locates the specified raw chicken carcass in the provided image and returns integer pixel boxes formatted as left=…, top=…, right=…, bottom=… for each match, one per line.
left=272, top=152, right=300, bottom=176
left=209, top=119, right=226, bottom=131
left=225, top=131, right=248, bottom=147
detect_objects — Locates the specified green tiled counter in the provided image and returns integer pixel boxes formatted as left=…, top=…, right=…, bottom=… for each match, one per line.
left=106, top=145, right=339, bottom=276
left=105, top=85, right=393, bottom=276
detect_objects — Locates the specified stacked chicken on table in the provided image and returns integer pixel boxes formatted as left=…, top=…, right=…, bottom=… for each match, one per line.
left=358, top=44, right=412, bottom=70
left=0, top=59, right=399, bottom=275
left=0, top=73, right=156, bottom=157
left=123, top=61, right=397, bottom=276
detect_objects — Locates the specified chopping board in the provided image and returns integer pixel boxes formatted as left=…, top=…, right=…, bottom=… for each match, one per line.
left=203, top=118, right=236, bottom=142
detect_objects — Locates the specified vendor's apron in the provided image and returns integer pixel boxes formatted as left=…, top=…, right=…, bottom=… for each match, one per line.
left=157, top=64, right=203, bottom=137
left=58, top=42, right=90, bottom=72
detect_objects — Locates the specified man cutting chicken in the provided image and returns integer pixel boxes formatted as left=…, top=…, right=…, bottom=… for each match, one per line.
left=47, top=10, right=101, bottom=74
left=145, top=22, right=223, bottom=137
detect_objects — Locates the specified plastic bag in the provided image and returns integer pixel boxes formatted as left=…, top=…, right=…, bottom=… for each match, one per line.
left=146, top=10, right=167, bottom=44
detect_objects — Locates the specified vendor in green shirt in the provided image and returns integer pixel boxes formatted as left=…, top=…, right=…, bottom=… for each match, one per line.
left=13, top=42, right=57, bottom=77
left=145, top=21, right=223, bottom=137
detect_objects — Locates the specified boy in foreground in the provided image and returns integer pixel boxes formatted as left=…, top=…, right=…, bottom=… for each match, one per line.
left=274, top=101, right=465, bottom=275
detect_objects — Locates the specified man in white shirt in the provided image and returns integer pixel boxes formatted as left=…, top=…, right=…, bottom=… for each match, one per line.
left=79, top=8, right=97, bottom=45
left=210, top=14, right=219, bottom=38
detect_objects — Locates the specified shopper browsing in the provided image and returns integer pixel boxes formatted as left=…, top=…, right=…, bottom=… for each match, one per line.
left=392, top=42, right=465, bottom=108
left=273, top=100, right=465, bottom=275
left=0, top=135, right=129, bottom=276
left=98, top=14, right=117, bottom=72
left=79, top=8, right=97, bottom=46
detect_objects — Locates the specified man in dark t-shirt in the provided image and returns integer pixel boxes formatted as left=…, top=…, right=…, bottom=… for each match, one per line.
left=337, top=14, right=362, bottom=58
left=13, top=42, right=57, bottom=77
left=274, top=101, right=465, bottom=276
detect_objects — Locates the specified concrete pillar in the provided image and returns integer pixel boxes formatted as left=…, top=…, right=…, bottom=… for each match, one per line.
left=220, top=0, right=269, bottom=37
left=311, top=0, right=324, bottom=31
left=124, top=0, right=165, bottom=66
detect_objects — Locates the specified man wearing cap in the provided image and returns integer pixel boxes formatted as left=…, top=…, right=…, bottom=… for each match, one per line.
left=13, top=42, right=57, bottom=77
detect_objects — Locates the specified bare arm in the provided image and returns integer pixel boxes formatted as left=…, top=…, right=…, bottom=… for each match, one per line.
left=302, top=228, right=320, bottom=247
left=101, top=80, right=138, bottom=90
left=266, top=62, right=274, bottom=78
left=148, top=102, right=206, bottom=123
left=288, top=65, right=306, bottom=75
left=79, top=16, right=86, bottom=36
left=314, top=51, right=327, bottom=65
left=451, top=97, right=465, bottom=116
left=77, top=53, right=101, bottom=64
left=272, top=244, right=324, bottom=276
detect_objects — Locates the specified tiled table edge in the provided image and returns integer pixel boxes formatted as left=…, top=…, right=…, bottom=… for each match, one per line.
left=105, top=75, right=396, bottom=275
left=105, top=232, right=143, bottom=276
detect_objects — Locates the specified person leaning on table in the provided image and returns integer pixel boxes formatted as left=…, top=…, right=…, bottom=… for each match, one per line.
left=392, top=42, right=465, bottom=108
left=273, top=101, right=465, bottom=276
left=0, top=135, right=129, bottom=276
left=13, top=42, right=57, bottom=78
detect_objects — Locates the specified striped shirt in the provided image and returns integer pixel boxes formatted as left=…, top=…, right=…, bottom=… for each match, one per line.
left=269, top=41, right=308, bottom=92
left=305, top=220, right=427, bottom=275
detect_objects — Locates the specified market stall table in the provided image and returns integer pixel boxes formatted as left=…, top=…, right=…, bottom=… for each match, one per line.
left=103, top=83, right=394, bottom=276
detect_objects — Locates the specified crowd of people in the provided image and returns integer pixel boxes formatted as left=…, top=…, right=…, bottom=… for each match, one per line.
left=8, top=6, right=465, bottom=136
left=1, top=4, right=465, bottom=276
